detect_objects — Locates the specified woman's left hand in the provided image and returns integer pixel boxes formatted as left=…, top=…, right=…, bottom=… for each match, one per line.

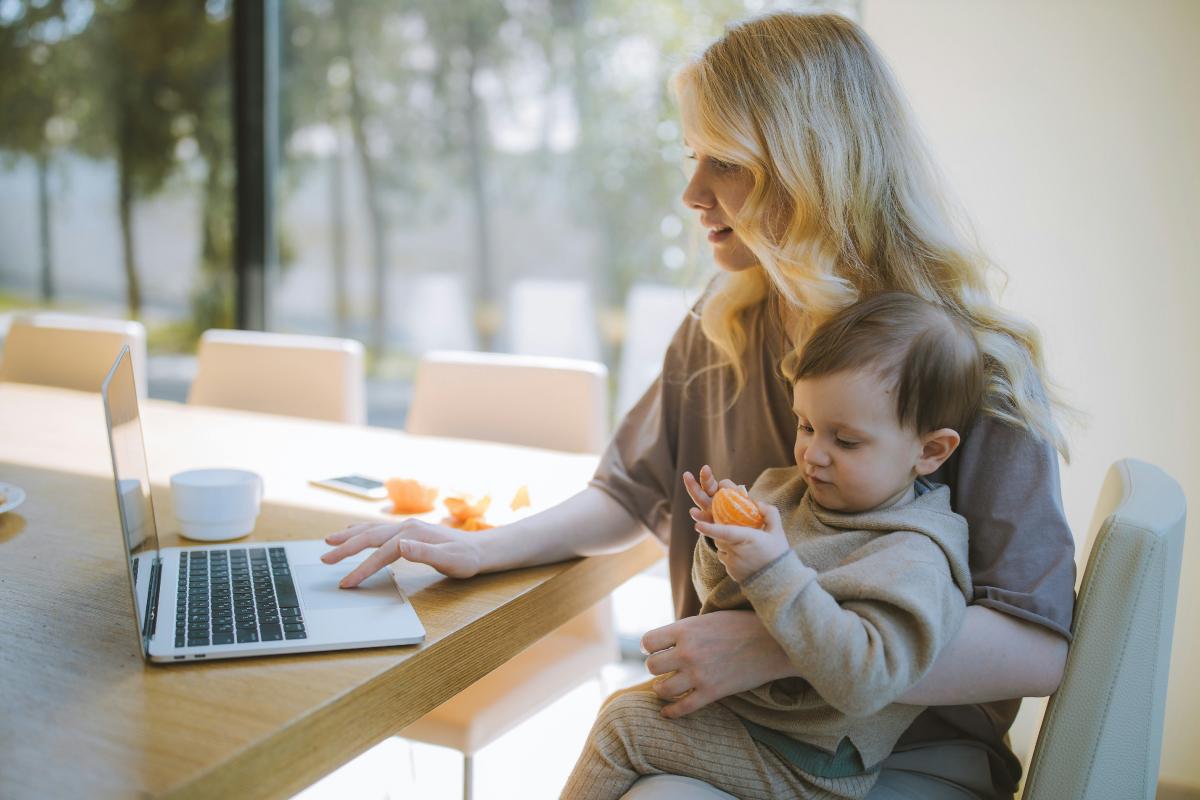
left=640, top=609, right=796, bottom=718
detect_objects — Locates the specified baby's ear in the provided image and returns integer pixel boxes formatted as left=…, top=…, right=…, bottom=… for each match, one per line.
left=915, top=428, right=961, bottom=476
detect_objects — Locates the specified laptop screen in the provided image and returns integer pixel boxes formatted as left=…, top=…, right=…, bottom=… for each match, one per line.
left=101, top=345, right=161, bottom=659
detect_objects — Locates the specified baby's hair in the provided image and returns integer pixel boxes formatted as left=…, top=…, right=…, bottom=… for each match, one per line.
left=792, top=292, right=984, bottom=434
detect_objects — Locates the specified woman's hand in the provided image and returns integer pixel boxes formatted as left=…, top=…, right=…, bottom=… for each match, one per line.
left=321, top=519, right=483, bottom=587
left=693, top=501, right=788, bottom=583
left=640, top=609, right=797, bottom=718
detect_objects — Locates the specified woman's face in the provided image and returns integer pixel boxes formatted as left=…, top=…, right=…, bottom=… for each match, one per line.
left=682, top=146, right=758, bottom=272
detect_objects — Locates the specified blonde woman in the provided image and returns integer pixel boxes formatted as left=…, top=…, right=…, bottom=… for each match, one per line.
left=323, top=12, right=1074, bottom=799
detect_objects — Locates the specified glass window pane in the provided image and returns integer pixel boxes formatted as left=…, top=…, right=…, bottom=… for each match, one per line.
left=0, top=0, right=233, bottom=401
left=275, top=0, right=856, bottom=427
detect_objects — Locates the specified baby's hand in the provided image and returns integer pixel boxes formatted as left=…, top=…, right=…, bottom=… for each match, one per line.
left=682, top=464, right=722, bottom=524
left=693, top=502, right=787, bottom=583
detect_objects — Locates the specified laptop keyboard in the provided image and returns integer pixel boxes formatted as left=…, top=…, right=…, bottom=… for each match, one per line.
left=174, top=547, right=307, bottom=648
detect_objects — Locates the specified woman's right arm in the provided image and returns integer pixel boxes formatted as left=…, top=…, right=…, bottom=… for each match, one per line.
left=322, top=485, right=648, bottom=587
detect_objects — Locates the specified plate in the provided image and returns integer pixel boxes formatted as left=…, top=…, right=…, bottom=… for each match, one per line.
left=0, top=482, right=26, bottom=515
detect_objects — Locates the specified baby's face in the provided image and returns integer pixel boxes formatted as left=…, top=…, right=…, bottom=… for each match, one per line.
left=792, top=370, right=925, bottom=513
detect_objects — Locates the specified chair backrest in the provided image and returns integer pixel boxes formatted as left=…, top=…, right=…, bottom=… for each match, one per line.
left=188, top=329, right=366, bottom=424
left=406, top=349, right=609, bottom=455
left=1023, top=459, right=1187, bottom=800
left=615, top=283, right=699, bottom=420
left=0, top=312, right=148, bottom=398
left=505, top=278, right=602, bottom=362
left=407, top=348, right=616, bottom=645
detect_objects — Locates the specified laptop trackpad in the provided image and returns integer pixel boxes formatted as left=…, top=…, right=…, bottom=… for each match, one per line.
left=293, top=563, right=401, bottom=611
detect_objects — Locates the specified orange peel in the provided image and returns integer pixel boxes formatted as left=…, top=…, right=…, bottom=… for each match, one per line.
left=385, top=478, right=438, bottom=514
left=510, top=485, right=531, bottom=511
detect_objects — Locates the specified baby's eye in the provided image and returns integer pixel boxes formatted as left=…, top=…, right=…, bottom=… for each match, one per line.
left=835, top=439, right=860, bottom=450
left=797, top=423, right=814, bottom=434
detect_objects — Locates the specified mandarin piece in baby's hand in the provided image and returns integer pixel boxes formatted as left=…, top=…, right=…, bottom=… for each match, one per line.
left=385, top=478, right=438, bottom=514
left=711, top=484, right=766, bottom=529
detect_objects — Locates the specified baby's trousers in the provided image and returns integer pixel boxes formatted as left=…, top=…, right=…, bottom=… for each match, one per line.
left=561, top=686, right=879, bottom=800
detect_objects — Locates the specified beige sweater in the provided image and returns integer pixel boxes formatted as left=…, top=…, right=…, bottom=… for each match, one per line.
left=693, top=467, right=973, bottom=770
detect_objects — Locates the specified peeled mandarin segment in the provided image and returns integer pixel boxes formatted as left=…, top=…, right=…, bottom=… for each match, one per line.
left=711, top=485, right=765, bottom=529
left=458, top=517, right=494, bottom=532
left=510, top=485, right=531, bottom=511
left=385, top=478, right=438, bottom=514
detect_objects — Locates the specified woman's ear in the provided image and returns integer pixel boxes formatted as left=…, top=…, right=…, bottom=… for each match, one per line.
left=915, top=428, right=961, bottom=476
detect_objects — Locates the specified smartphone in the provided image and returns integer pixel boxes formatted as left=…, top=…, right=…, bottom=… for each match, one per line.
left=309, top=474, right=388, bottom=500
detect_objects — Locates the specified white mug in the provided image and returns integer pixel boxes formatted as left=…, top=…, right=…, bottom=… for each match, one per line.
left=170, top=468, right=263, bottom=542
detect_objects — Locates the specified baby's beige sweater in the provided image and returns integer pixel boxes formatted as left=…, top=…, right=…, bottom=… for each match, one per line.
left=693, top=467, right=973, bottom=770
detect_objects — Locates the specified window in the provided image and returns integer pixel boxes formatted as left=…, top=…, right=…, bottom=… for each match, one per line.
left=0, top=0, right=233, bottom=400
left=1, top=0, right=857, bottom=420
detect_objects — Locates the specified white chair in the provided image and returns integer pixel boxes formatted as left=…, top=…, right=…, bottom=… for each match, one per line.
left=401, top=348, right=618, bottom=799
left=0, top=311, right=148, bottom=398
left=505, top=278, right=602, bottom=362
left=615, top=283, right=700, bottom=420
left=406, top=350, right=609, bottom=454
left=403, top=272, right=477, bottom=355
left=188, top=329, right=366, bottom=424
left=622, top=458, right=1188, bottom=800
left=1022, top=458, right=1186, bottom=799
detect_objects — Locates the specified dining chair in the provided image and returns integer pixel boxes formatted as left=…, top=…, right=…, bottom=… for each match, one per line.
left=0, top=311, right=148, bottom=398
left=187, top=329, right=366, bottom=424
left=401, top=348, right=618, bottom=799
left=504, top=278, right=602, bottom=362
left=619, top=458, right=1188, bottom=800
left=405, top=349, right=609, bottom=454
left=1021, top=458, right=1186, bottom=800
left=614, top=283, right=699, bottom=420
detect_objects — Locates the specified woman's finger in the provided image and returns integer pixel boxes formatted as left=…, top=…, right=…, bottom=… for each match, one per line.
left=661, top=686, right=713, bottom=719
left=688, top=506, right=714, bottom=524
left=338, top=535, right=406, bottom=588
left=324, top=521, right=375, bottom=545
left=320, top=525, right=400, bottom=563
left=698, top=464, right=719, bottom=496
left=640, top=620, right=682, bottom=655
left=644, top=645, right=683, bottom=676
left=652, top=670, right=694, bottom=701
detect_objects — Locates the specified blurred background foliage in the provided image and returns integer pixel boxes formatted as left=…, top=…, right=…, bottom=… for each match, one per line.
left=0, top=0, right=850, bottom=376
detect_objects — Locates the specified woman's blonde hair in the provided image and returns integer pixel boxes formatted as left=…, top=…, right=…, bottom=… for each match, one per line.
left=671, top=11, right=1070, bottom=458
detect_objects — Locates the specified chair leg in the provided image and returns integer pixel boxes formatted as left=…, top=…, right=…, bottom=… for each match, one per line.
left=463, top=753, right=474, bottom=800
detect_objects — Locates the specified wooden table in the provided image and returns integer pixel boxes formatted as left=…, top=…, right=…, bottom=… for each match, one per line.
left=0, top=383, right=663, bottom=799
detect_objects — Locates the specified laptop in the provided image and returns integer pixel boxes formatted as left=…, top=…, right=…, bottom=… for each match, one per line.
left=101, top=345, right=425, bottom=663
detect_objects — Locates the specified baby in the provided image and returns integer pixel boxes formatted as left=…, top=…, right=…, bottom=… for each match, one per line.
left=562, top=292, right=984, bottom=800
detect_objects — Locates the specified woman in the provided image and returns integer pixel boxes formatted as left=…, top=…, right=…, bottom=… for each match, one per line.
left=324, top=12, right=1075, bottom=799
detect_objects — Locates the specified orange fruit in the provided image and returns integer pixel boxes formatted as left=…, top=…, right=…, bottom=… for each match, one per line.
left=711, top=485, right=765, bottom=529
left=386, top=478, right=438, bottom=514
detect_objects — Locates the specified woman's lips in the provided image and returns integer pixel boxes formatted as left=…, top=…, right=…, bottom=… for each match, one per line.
left=707, top=227, right=733, bottom=243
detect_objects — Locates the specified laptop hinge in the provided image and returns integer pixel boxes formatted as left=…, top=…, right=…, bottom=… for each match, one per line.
left=143, top=558, right=162, bottom=639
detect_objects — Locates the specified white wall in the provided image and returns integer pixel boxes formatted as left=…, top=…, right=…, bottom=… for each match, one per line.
left=862, top=0, right=1200, bottom=788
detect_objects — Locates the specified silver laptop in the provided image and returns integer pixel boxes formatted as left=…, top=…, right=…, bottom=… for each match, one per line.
left=101, top=345, right=424, bottom=663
